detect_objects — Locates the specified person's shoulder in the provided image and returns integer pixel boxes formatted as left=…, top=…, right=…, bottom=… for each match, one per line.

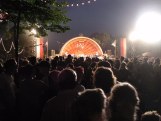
left=48, top=95, right=57, bottom=101
left=74, top=84, right=85, bottom=92
left=34, top=79, right=48, bottom=87
left=43, top=96, right=57, bottom=110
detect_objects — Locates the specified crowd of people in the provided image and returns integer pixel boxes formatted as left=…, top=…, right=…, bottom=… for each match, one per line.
left=0, top=55, right=161, bottom=121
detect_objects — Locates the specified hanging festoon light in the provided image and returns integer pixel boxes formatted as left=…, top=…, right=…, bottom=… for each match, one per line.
left=0, top=38, right=24, bottom=54
left=66, top=0, right=97, bottom=7
left=18, top=48, right=24, bottom=55
left=1, top=39, right=14, bottom=53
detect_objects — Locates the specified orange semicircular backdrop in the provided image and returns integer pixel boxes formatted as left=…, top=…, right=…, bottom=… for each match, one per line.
left=59, top=36, right=103, bottom=56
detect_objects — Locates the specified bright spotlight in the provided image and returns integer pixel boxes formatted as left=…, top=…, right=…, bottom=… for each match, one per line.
left=129, top=31, right=139, bottom=41
left=129, top=11, right=161, bottom=43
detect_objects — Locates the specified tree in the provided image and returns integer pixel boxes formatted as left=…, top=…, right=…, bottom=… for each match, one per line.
left=0, top=22, right=37, bottom=60
left=90, top=32, right=114, bottom=53
left=0, top=0, right=70, bottom=62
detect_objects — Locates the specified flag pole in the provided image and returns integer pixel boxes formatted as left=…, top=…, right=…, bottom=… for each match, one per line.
left=115, top=42, right=117, bottom=58
left=115, top=39, right=117, bottom=58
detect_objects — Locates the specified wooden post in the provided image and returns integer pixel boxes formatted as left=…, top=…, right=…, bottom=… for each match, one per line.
left=14, top=7, right=21, bottom=65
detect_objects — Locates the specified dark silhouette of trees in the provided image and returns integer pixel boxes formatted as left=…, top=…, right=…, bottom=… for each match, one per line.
left=90, top=32, right=114, bottom=53
left=0, top=0, right=70, bottom=62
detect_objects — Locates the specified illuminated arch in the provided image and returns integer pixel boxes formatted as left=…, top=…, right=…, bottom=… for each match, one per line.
left=60, top=36, right=103, bottom=56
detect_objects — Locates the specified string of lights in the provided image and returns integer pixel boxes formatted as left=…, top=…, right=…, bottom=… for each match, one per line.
left=12, top=41, right=15, bottom=49
left=0, top=38, right=24, bottom=54
left=18, top=48, right=24, bottom=55
left=65, top=0, right=97, bottom=7
left=1, top=39, right=14, bottom=53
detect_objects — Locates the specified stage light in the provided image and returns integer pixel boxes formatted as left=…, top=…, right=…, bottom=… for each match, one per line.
left=129, top=31, right=139, bottom=41
left=129, top=11, right=161, bottom=43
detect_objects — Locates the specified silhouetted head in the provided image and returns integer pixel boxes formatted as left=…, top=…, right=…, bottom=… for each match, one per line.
left=97, top=61, right=112, bottom=68
left=109, top=82, right=139, bottom=107
left=109, top=82, right=139, bottom=121
left=58, top=68, right=77, bottom=91
left=23, top=64, right=35, bottom=79
left=94, top=67, right=116, bottom=94
left=37, top=61, right=50, bottom=76
left=72, top=88, right=107, bottom=121
left=120, top=62, right=127, bottom=69
left=28, top=56, right=37, bottom=65
left=120, top=56, right=125, bottom=62
left=66, top=63, right=74, bottom=69
left=75, top=66, right=84, bottom=83
left=141, top=111, right=161, bottom=121
left=4, top=59, right=17, bottom=75
left=114, top=59, right=121, bottom=69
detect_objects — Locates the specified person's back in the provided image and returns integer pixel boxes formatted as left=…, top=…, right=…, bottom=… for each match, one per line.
left=18, top=79, right=48, bottom=121
left=17, top=64, right=48, bottom=121
left=36, top=61, right=50, bottom=86
left=118, top=62, right=130, bottom=82
left=0, top=59, right=17, bottom=121
left=41, top=89, right=79, bottom=121
left=41, top=68, right=85, bottom=121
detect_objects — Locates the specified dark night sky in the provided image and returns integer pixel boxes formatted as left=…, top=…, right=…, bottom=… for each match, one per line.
left=48, top=0, right=161, bottom=50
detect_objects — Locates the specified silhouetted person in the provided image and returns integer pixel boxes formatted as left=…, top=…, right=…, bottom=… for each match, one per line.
left=41, top=68, right=85, bottom=121
left=75, top=66, right=84, bottom=84
left=0, top=59, right=17, bottom=121
left=97, top=61, right=112, bottom=68
left=108, top=82, right=140, bottom=121
left=49, top=70, right=60, bottom=97
left=28, top=56, right=37, bottom=65
left=51, top=59, right=58, bottom=70
left=17, top=64, right=48, bottom=121
left=118, top=62, right=131, bottom=82
left=72, top=88, right=107, bottom=121
left=94, top=67, right=117, bottom=97
left=36, top=61, right=50, bottom=86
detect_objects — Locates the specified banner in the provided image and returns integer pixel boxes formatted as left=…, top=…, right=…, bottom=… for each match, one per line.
left=36, top=38, right=44, bottom=59
left=120, top=38, right=127, bottom=58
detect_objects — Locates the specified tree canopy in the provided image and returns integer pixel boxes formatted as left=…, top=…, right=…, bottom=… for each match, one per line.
left=0, top=0, right=71, bottom=36
left=90, top=32, right=114, bottom=52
